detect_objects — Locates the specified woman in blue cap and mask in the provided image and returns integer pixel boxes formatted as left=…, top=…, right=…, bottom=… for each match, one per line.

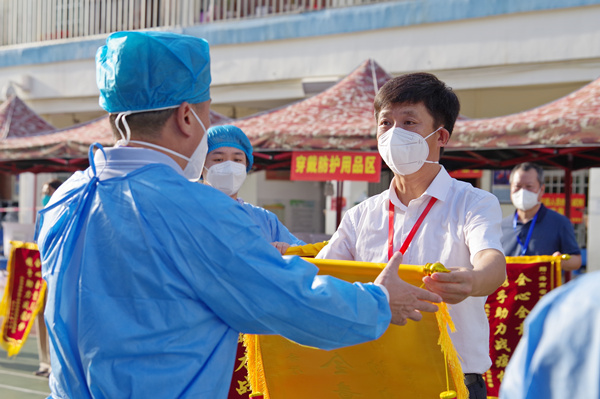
left=203, top=125, right=305, bottom=254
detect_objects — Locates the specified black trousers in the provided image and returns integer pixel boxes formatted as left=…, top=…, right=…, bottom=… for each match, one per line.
left=466, top=374, right=487, bottom=399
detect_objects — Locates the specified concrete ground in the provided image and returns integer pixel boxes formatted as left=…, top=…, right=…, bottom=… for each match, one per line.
left=0, top=325, right=51, bottom=398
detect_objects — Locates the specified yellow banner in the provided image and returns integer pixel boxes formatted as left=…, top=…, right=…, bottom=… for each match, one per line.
left=244, top=255, right=468, bottom=399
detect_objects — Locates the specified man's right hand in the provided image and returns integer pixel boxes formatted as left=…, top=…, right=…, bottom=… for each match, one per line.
left=375, top=252, right=442, bottom=326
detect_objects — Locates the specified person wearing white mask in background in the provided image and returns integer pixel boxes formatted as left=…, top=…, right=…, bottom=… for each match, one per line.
left=317, top=72, right=507, bottom=399
left=501, top=162, right=581, bottom=271
left=35, top=32, right=443, bottom=398
left=203, top=125, right=305, bottom=254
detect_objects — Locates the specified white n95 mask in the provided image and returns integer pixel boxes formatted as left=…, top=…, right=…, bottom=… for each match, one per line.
left=511, top=188, right=540, bottom=211
left=204, top=161, right=247, bottom=196
left=377, top=126, right=441, bottom=176
left=182, top=108, right=209, bottom=181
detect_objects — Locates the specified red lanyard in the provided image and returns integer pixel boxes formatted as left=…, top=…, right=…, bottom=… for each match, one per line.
left=388, top=196, right=438, bottom=260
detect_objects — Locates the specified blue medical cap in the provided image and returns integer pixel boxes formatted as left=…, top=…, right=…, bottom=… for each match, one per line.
left=96, top=31, right=211, bottom=113
left=207, top=125, right=254, bottom=171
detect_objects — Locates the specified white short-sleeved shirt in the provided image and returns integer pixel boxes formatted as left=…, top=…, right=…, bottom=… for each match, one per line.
left=317, top=167, right=504, bottom=373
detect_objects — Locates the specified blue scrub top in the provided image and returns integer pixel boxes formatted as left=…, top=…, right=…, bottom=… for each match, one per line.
left=238, top=199, right=306, bottom=246
left=500, top=204, right=580, bottom=257
left=36, top=146, right=390, bottom=399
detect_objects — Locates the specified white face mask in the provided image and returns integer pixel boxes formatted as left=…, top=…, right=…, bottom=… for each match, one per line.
left=204, top=161, right=247, bottom=197
left=118, top=107, right=208, bottom=182
left=377, top=126, right=442, bottom=176
left=511, top=188, right=540, bottom=211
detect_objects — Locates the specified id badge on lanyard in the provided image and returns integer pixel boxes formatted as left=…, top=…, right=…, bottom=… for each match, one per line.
left=513, top=211, right=539, bottom=256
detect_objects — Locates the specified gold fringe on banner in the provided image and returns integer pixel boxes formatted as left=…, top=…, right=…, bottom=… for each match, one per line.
left=243, top=334, right=269, bottom=399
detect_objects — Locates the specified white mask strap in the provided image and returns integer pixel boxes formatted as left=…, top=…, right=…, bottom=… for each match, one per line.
left=424, top=126, right=443, bottom=141
left=115, top=111, right=133, bottom=147
left=189, top=108, right=207, bottom=134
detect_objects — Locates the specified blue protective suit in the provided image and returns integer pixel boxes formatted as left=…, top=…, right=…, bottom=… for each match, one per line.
left=36, top=146, right=390, bottom=399
left=499, top=271, right=600, bottom=399
left=237, top=199, right=306, bottom=246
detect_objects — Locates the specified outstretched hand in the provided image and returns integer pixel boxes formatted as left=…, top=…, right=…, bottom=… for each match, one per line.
left=271, top=241, right=291, bottom=255
left=375, top=252, right=442, bottom=326
left=422, top=267, right=474, bottom=304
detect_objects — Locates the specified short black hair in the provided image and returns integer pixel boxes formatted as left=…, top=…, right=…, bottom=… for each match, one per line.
left=45, top=179, right=63, bottom=190
left=510, top=162, right=545, bottom=186
left=109, top=108, right=176, bottom=142
left=374, top=72, right=460, bottom=138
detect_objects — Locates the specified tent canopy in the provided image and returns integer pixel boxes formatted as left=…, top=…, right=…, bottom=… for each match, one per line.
left=233, top=59, right=392, bottom=168
left=0, top=95, right=55, bottom=140
left=0, top=110, right=232, bottom=174
left=443, top=75, right=600, bottom=171
left=2, top=70, right=600, bottom=174
left=233, top=61, right=600, bottom=172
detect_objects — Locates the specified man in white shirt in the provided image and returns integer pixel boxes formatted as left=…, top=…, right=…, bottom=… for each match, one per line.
left=317, top=72, right=506, bottom=399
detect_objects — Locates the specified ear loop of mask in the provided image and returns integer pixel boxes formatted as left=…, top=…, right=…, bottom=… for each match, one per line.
left=115, top=106, right=210, bottom=170
left=422, top=126, right=444, bottom=166
left=114, top=105, right=181, bottom=147
left=113, top=105, right=195, bottom=164
left=115, top=112, right=133, bottom=147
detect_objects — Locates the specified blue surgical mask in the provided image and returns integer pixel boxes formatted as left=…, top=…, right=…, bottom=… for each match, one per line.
left=42, top=195, right=51, bottom=206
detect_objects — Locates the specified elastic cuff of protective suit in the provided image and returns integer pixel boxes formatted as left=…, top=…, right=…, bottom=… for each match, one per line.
left=375, top=283, right=390, bottom=303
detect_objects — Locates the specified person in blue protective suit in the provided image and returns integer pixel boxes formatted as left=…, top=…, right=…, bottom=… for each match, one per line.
left=499, top=271, right=600, bottom=399
left=35, top=31, right=442, bottom=399
left=203, top=124, right=305, bottom=254
left=33, top=178, right=63, bottom=378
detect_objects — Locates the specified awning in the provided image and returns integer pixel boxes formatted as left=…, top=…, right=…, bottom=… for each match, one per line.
left=0, top=110, right=233, bottom=174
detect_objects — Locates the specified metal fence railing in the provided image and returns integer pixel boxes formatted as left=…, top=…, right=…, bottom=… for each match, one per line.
left=0, top=0, right=389, bottom=47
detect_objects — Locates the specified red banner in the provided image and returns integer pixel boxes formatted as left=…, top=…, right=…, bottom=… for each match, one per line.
left=0, top=241, right=45, bottom=357
left=228, top=334, right=251, bottom=399
left=291, top=151, right=381, bottom=182
left=485, top=255, right=561, bottom=398
left=541, top=193, right=585, bottom=224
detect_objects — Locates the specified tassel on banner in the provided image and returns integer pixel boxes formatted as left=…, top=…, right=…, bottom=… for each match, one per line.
left=440, top=391, right=457, bottom=399
left=436, top=301, right=468, bottom=399
left=424, top=263, right=468, bottom=399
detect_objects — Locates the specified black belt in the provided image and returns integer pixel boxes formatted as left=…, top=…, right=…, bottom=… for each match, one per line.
left=464, top=373, right=482, bottom=387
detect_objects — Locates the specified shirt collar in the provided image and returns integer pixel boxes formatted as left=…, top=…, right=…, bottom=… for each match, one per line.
left=423, top=166, right=451, bottom=202
left=517, top=203, right=547, bottom=225
left=93, top=146, right=185, bottom=177
left=387, top=166, right=450, bottom=209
